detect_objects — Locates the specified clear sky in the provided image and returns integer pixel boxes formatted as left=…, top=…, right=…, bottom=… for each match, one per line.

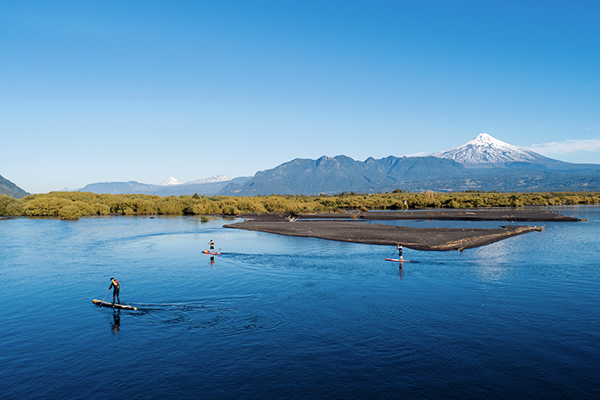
left=1, top=0, right=599, bottom=193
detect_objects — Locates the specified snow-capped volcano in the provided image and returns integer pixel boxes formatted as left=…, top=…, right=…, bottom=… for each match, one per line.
left=159, top=176, right=183, bottom=186
left=430, top=133, right=549, bottom=164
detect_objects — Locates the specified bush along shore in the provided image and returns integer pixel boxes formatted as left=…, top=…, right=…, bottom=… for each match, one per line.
left=1, top=191, right=599, bottom=220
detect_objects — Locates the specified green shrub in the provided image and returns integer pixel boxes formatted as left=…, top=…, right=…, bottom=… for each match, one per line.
left=0, top=195, right=23, bottom=215
left=5, top=190, right=600, bottom=219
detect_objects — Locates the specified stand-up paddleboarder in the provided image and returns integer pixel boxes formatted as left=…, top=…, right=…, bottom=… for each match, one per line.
left=397, top=244, right=403, bottom=261
left=109, top=277, right=120, bottom=306
left=209, top=240, right=215, bottom=252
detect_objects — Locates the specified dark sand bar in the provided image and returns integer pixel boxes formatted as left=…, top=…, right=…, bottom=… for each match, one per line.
left=225, top=219, right=544, bottom=251
left=299, top=208, right=582, bottom=222
left=225, top=208, right=581, bottom=251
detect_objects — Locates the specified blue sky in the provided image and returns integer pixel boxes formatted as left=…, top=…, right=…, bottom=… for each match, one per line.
left=1, top=1, right=599, bottom=193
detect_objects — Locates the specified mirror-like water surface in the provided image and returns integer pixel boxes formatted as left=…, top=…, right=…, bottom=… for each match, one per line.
left=1, top=207, right=599, bottom=399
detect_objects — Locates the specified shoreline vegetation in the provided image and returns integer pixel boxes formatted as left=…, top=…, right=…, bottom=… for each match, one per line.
left=1, top=190, right=591, bottom=251
left=1, top=190, right=598, bottom=220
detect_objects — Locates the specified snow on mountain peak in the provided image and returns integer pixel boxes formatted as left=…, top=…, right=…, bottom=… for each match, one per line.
left=430, top=133, right=547, bottom=164
left=159, top=176, right=183, bottom=186
left=185, top=175, right=231, bottom=185
left=157, top=175, right=231, bottom=186
left=472, top=133, right=505, bottom=145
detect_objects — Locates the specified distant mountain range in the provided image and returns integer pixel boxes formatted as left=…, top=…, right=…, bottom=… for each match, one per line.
left=78, top=176, right=249, bottom=196
left=219, top=155, right=466, bottom=195
left=5, top=133, right=598, bottom=199
left=219, top=133, right=600, bottom=195
left=0, top=174, right=28, bottom=198
left=158, top=175, right=231, bottom=186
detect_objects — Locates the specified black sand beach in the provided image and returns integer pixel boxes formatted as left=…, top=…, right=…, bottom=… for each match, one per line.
left=225, top=208, right=580, bottom=251
left=297, top=208, right=582, bottom=222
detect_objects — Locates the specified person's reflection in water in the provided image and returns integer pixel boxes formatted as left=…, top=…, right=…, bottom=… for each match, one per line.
left=111, top=310, right=121, bottom=334
left=398, top=262, right=404, bottom=280
left=210, top=256, right=215, bottom=266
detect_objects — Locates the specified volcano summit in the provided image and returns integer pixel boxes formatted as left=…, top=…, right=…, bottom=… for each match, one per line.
left=430, top=133, right=552, bottom=164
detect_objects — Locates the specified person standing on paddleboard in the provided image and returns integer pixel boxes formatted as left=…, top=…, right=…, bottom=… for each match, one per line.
left=397, top=244, right=403, bottom=261
left=209, top=240, right=215, bottom=252
left=109, top=277, right=120, bottom=305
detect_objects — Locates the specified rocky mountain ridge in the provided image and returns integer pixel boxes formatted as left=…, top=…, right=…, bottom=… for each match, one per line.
left=219, top=134, right=600, bottom=195
left=0, top=174, right=29, bottom=198
left=7, top=133, right=599, bottom=198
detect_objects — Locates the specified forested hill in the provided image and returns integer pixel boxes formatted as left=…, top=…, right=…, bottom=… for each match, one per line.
left=0, top=174, right=28, bottom=198
left=218, top=155, right=600, bottom=195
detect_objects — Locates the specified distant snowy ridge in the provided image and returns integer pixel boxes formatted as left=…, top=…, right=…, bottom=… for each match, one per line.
left=158, top=175, right=231, bottom=186
left=430, top=133, right=549, bottom=164
left=159, top=176, right=183, bottom=186
left=185, top=175, right=231, bottom=185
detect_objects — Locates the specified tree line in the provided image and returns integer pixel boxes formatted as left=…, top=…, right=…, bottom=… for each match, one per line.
left=1, top=191, right=599, bottom=220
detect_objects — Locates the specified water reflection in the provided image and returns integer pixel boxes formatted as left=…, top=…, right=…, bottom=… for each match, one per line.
left=111, top=310, right=120, bottom=334
left=3, top=209, right=600, bottom=400
left=471, top=240, right=511, bottom=282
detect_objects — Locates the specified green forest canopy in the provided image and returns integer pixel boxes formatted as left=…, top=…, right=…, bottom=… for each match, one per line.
left=1, top=191, right=599, bottom=220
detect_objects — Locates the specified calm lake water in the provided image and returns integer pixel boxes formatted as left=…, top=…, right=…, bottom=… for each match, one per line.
left=1, top=207, right=599, bottom=399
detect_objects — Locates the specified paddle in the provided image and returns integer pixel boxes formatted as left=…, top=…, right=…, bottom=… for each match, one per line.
left=99, top=287, right=110, bottom=307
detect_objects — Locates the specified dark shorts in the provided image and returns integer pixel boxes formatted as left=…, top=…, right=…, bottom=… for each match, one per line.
left=113, top=287, right=120, bottom=295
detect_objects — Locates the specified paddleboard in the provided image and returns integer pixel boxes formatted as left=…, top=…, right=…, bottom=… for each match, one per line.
left=203, top=250, right=221, bottom=255
left=93, top=299, right=137, bottom=310
left=385, top=258, right=414, bottom=262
